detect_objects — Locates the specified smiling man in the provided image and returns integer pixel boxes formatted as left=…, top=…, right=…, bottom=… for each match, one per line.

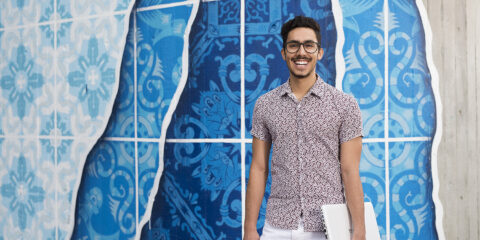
left=244, top=16, right=366, bottom=240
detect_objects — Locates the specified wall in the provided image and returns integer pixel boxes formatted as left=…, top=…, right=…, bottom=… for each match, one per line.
left=422, top=0, right=480, bottom=239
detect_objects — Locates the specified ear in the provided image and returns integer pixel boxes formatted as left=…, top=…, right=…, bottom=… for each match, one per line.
left=281, top=48, right=286, bottom=61
left=317, top=48, right=324, bottom=60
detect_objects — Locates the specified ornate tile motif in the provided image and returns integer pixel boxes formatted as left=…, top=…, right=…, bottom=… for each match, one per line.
left=136, top=6, right=193, bottom=138
left=72, top=140, right=137, bottom=239
left=360, top=142, right=387, bottom=239
left=0, top=26, right=55, bottom=137
left=389, top=141, right=437, bottom=239
left=142, top=143, right=242, bottom=239
left=0, top=0, right=54, bottom=27
left=340, top=0, right=386, bottom=139
left=56, top=15, right=127, bottom=137
left=56, top=0, right=131, bottom=20
left=166, top=0, right=242, bottom=139
left=388, top=0, right=435, bottom=138
left=0, top=139, right=56, bottom=239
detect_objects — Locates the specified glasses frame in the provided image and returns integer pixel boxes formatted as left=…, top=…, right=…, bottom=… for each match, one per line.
left=284, top=40, right=320, bottom=54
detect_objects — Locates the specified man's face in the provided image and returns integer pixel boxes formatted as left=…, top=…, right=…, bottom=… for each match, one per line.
left=281, top=27, right=324, bottom=80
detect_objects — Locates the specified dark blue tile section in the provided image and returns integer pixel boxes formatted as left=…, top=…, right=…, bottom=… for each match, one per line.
left=389, top=141, right=437, bottom=240
left=244, top=0, right=338, bottom=138
left=138, top=141, right=160, bottom=219
left=166, top=0, right=241, bottom=139
left=142, top=143, right=242, bottom=239
left=72, top=141, right=137, bottom=239
left=245, top=143, right=271, bottom=236
left=388, top=0, right=436, bottom=138
left=103, top=14, right=135, bottom=138
left=136, top=5, right=192, bottom=138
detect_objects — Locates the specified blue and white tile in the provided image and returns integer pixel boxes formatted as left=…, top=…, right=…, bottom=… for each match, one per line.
left=389, top=141, right=437, bottom=240
left=0, top=0, right=54, bottom=27
left=166, top=1, right=241, bottom=139
left=56, top=0, right=131, bottom=20
left=72, top=140, right=137, bottom=239
left=56, top=15, right=127, bottom=137
left=341, top=0, right=386, bottom=139
left=142, top=142, right=242, bottom=238
left=388, top=0, right=435, bottom=138
left=0, top=26, right=55, bottom=137
left=138, top=142, right=159, bottom=220
left=136, top=5, right=193, bottom=138
left=360, top=142, right=386, bottom=240
left=103, top=15, right=136, bottom=138
left=0, top=139, right=56, bottom=239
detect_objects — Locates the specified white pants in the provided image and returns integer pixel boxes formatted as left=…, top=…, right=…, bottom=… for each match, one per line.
left=260, top=216, right=327, bottom=240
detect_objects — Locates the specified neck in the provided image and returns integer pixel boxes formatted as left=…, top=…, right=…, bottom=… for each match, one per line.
left=289, top=73, right=317, bottom=100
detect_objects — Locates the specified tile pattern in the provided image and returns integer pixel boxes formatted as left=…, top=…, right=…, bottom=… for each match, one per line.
left=0, top=0, right=135, bottom=239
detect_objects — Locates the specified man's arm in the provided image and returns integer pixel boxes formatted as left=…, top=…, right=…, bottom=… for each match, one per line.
left=340, top=136, right=366, bottom=240
left=244, top=137, right=271, bottom=240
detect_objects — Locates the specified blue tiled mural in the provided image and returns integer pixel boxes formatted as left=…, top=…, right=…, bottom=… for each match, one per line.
left=0, top=0, right=441, bottom=239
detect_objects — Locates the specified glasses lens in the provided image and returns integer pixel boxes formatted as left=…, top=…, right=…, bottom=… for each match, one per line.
left=304, top=42, right=317, bottom=53
left=286, top=42, right=318, bottom=53
left=286, top=42, right=299, bottom=53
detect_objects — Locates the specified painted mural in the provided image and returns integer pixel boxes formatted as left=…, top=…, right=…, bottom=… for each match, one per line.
left=0, top=0, right=441, bottom=239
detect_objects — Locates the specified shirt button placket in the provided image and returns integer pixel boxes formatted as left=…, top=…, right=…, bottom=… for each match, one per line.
left=297, top=103, right=305, bottom=218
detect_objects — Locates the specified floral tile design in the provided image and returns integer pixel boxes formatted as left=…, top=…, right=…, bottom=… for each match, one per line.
left=56, top=0, right=131, bottom=20
left=0, top=26, right=55, bottom=137
left=0, top=0, right=54, bottom=27
left=56, top=15, right=127, bottom=137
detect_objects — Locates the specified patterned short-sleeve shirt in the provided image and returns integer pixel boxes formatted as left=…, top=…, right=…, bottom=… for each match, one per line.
left=250, top=76, right=363, bottom=232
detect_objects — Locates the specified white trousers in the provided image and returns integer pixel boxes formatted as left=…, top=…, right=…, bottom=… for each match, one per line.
left=260, top=216, right=327, bottom=240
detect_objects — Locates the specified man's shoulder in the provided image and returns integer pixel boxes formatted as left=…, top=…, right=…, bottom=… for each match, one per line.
left=255, top=84, right=284, bottom=104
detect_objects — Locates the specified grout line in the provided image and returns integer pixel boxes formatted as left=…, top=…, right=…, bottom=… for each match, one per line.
left=0, top=135, right=431, bottom=143
left=136, top=0, right=195, bottom=12
left=0, top=10, right=131, bottom=32
left=53, top=0, right=58, bottom=239
left=133, top=10, right=140, bottom=236
left=240, top=0, right=246, bottom=237
left=384, top=0, right=390, bottom=239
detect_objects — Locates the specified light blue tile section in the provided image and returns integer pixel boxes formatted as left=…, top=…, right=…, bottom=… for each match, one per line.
left=56, top=15, right=127, bottom=137
left=341, top=0, right=386, bottom=139
left=0, top=0, right=54, bottom=27
left=0, top=26, right=55, bottom=136
left=56, top=0, right=131, bottom=19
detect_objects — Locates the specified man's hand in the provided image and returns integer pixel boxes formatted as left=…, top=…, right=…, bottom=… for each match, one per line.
left=243, top=230, right=260, bottom=240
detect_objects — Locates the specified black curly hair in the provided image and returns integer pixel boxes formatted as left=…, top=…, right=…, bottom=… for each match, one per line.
left=280, top=16, right=322, bottom=49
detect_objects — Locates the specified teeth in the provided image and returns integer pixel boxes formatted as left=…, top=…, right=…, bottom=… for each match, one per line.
left=294, top=60, right=308, bottom=65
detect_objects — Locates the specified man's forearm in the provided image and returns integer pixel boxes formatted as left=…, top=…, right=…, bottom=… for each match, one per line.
left=244, top=167, right=268, bottom=232
left=343, top=170, right=365, bottom=235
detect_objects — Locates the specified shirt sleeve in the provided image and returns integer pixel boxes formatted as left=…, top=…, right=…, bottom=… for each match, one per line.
left=339, top=95, right=363, bottom=144
left=250, top=97, right=271, bottom=142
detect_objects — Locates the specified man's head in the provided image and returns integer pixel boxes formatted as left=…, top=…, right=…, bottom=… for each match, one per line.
left=280, top=16, right=324, bottom=80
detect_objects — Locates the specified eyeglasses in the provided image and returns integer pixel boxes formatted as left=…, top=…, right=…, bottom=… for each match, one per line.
left=285, top=41, right=320, bottom=54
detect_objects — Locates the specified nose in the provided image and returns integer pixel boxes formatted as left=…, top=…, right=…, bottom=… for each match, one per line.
left=297, top=44, right=308, bottom=55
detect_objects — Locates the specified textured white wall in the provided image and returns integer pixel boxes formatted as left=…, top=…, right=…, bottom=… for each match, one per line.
left=422, top=0, right=480, bottom=238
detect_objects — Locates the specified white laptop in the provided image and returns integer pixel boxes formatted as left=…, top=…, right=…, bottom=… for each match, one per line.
left=321, top=202, right=381, bottom=240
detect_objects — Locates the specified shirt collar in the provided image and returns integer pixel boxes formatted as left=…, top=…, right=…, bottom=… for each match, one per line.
left=279, top=74, right=325, bottom=98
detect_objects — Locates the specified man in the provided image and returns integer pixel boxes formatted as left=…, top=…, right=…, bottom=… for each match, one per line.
left=244, top=16, right=366, bottom=240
